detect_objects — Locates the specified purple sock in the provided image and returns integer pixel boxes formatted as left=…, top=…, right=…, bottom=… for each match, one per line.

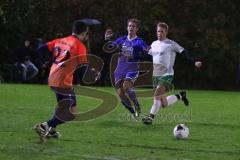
left=127, top=89, right=140, bottom=107
left=120, top=95, right=135, bottom=114
left=47, top=116, right=65, bottom=128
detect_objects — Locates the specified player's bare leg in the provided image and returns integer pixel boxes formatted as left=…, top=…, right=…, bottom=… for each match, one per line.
left=117, top=87, right=136, bottom=118
left=142, top=85, right=167, bottom=124
left=143, top=85, right=189, bottom=124
left=123, top=80, right=141, bottom=117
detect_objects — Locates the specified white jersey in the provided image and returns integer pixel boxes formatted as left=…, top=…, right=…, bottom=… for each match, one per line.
left=148, top=38, right=184, bottom=76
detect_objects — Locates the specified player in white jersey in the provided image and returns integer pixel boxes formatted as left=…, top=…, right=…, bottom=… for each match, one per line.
left=142, top=22, right=202, bottom=124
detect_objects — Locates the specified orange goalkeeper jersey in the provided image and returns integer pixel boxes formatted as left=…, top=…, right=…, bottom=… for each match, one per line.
left=47, top=35, right=87, bottom=88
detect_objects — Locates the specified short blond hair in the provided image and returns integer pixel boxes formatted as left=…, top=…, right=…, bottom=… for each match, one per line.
left=157, top=22, right=168, bottom=31
left=127, top=18, right=141, bottom=28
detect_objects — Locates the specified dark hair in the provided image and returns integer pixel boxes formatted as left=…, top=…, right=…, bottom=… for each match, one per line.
left=127, top=18, right=141, bottom=28
left=72, top=20, right=87, bottom=35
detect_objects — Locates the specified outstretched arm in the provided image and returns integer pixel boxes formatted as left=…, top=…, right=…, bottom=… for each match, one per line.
left=180, top=49, right=202, bottom=68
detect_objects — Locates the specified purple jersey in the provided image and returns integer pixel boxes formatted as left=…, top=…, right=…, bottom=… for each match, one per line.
left=113, top=36, right=147, bottom=74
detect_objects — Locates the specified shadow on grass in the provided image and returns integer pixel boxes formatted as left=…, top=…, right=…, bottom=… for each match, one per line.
left=109, top=143, right=240, bottom=155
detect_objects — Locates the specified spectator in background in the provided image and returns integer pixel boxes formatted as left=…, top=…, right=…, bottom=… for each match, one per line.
left=15, top=39, right=39, bottom=82
left=32, top=38, right=51, bottom=83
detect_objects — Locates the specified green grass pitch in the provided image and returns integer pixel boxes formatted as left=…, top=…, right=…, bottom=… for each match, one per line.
left=0, top=84, right=239, bottom=160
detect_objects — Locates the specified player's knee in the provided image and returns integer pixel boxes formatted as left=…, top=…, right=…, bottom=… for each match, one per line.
left=154, top=95, right=167, bottom=107
left=160, top=96, right=168, bottom=107
left=123, top=86, right=130, bottom=92
left=154, top=94, right=163, bottom=100
left=156, top=85, right=166, bottom=94
left=117, top=88, right=124, bottom=97
left=123, top=81, right=132, bottom=92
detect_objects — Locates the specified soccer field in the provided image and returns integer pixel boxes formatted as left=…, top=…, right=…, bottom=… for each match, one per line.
left=0, top=84, right=239, bottom=160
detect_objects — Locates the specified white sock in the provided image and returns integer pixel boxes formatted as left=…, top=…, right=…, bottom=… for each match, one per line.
left=166, top=95, right=178, bottom=106
left=42, top=122, right=49, bottom=130
left=150, top=99, right=161, bottom=115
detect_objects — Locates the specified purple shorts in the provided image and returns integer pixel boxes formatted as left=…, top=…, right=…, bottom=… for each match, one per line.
left=114, top=71, right=139, bottom=87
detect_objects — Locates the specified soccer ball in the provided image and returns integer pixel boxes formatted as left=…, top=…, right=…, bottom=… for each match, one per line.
left=173, top=124, right=189, bottom=139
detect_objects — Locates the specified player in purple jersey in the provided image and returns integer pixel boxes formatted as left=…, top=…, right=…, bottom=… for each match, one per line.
left=105, top=19, right=147, bottom=119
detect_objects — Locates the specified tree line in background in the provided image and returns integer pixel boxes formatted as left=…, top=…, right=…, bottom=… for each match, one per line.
left=0, top=0, right=240, bottom=90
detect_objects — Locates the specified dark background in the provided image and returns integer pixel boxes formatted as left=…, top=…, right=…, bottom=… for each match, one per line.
left=0, top=0, right=240, bottom=90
